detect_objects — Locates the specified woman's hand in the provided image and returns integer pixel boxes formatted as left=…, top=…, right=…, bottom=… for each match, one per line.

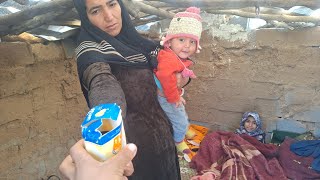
left=59, top=139, right=137, bottom=180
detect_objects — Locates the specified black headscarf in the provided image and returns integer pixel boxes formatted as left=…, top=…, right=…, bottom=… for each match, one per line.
left=73, top=0, right=158, bottom=80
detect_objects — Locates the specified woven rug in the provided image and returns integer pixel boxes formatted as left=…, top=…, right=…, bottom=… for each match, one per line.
left=179, top=156, right=197, bottom=180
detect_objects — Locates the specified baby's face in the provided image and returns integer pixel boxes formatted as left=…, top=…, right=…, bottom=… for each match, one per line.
left=169, top=37, right=197, bottom=59
left=244, top=116, right=257, bottom=132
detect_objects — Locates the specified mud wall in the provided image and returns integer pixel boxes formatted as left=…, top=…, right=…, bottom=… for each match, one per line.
left=0, top=25, right=320, bottom=178
left=187, top=19, right=320, bottom=138
left=0, top=41, right=88, bottom=179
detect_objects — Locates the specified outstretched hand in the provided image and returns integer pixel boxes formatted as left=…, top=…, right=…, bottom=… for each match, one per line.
left=59, top=139, right=137, bottom=180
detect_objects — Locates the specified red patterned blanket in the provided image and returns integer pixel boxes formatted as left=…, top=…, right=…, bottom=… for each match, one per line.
left=190, top=131, right=287, bottom=180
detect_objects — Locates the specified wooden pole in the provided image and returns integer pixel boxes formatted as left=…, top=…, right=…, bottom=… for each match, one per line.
left=1, top=0, right=320, bottom=36
left=123, top=0, right=174, bottom=19
left=157, top=0, right=320, bottom=10
left=0, top=0, right=73, bottom=27
left=0, top=10, right=66, bottom=36
left=205, top=8, right=320, bottom=24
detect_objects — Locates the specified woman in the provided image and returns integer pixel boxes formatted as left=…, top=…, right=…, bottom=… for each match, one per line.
left=71, top=0, right=181, bottom=179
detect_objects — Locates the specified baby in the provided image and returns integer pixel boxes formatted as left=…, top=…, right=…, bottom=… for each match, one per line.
left=153, top=7, right=202, bottom=157
left=235, top=112, right=266, bottom=143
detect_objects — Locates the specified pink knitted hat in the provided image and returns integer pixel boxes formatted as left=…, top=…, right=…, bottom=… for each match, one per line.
left=160, top=7, right=202, bottom=53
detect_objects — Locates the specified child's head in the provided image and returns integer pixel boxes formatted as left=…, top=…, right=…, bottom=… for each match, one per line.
left=240, top=112, right=262, bottom=133
left=160, top=7, right=202, bottom=56
left=237, top=112, right=265, bottom=143
left=169, top=37, right=197, bottom=59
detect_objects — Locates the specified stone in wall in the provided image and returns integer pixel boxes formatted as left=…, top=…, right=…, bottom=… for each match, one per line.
left=0, top=42, right=35, bottom=67
left=31, top=42, right=65, bottom=62
left=293, top=106, right=320, bottom=123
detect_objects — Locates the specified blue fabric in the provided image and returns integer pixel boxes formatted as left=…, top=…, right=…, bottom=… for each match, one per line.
left=157, top=95, right=189, bottom=142
left=153, top=74, right=163, bottom=91
left=290, top=140, right=320, bottom=172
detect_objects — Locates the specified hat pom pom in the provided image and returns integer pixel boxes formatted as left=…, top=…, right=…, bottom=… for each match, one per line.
left=186, top=7, right=200, bottom=14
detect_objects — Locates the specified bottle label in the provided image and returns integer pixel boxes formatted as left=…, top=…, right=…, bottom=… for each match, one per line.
left=81, top=103, right=126, bottom=161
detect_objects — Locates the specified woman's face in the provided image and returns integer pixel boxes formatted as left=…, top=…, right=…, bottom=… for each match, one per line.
left=244, top=116, right=257, bottom=132
left=86, top=0, right=122, bottom=37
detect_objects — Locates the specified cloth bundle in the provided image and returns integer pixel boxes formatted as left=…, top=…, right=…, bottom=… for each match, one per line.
left=290, top=140, right=320, bottom=173
left=190, top=131, right=287, bottom=179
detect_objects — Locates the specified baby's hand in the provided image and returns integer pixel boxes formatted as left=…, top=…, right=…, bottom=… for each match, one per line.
left=176, top=73, right=190, bottom=88
left=175, top=97, right=186, bottom=108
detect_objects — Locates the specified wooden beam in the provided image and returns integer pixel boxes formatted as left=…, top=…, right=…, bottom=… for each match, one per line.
left=0, top=10, right=66, bottom=36
left=143, top=1, right=171, bottom=8
left=1, top=0, right=320, bottom=37
left=123, top=0, right=174, bottom=19
left=48, top=20, right=81, bottom=27
left=205, top=8, right=320, bottom=24
left=139, top=1, right=174, bottom=18
left=132, top=16, right=164, bottom=26
left=1, top=32, right=46, bottom=43
left=0, top=0, right=73, bottom=27
left=206, top=6, right=319, bottom=17
left=13, top=0, right=29, bottom=5
left=157, top=0, right=320, bottom=10
left=54, top=8, right=79, bottom=21
left=122, top=0, right=141, bottom=18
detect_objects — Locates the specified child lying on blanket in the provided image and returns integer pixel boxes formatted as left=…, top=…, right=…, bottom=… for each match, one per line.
left=235, top=112, right=266, bottom=143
